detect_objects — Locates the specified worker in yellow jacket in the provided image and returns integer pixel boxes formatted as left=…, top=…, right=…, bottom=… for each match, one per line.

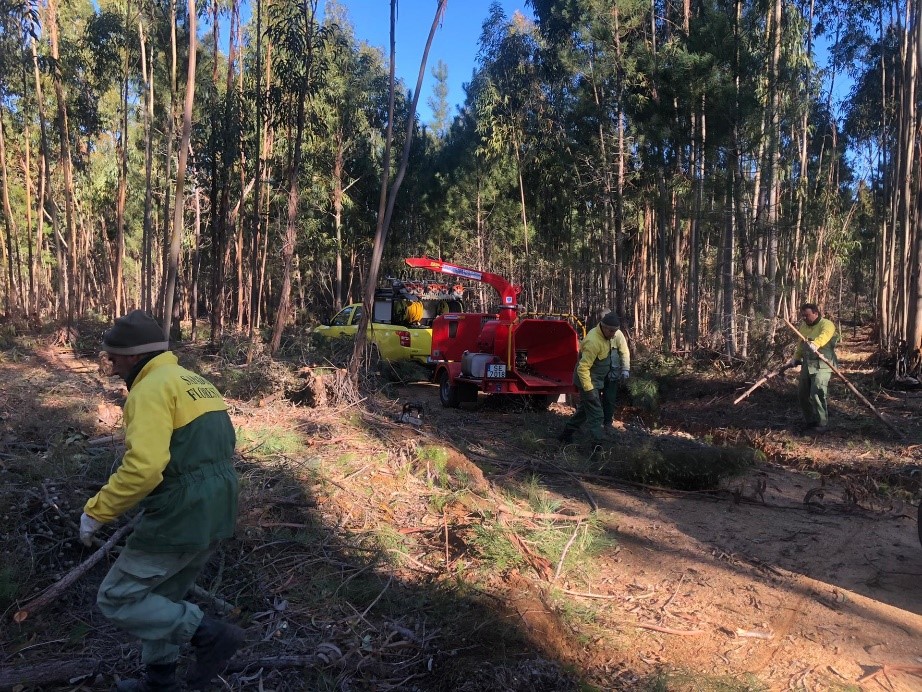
left=785, top=303, right=839, bottom=433
left=80, top=310, right=243, bottom=691
left=559, top=312, right=630, bottom=445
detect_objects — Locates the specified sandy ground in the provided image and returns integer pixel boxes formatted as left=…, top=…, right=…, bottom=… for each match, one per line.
left=399, top=329, right=922, bottom=690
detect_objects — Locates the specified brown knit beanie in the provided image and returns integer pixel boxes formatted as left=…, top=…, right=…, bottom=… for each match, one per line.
left=101, top=310, right=168, bottom=355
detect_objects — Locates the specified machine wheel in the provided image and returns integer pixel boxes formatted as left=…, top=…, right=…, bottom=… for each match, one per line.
left=439, top=371, right=461, bottom=408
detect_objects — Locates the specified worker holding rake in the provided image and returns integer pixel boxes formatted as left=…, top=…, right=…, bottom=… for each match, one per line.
left=80, top=310, right=244, bottom=691
left=784, top=302, right=839, bottom=433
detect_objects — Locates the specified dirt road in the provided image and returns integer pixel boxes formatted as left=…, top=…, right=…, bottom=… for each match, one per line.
left=402, top=365, right=922, bottom=690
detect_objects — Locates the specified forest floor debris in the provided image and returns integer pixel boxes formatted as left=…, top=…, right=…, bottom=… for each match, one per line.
left=2, top=322, right=922, bottom=690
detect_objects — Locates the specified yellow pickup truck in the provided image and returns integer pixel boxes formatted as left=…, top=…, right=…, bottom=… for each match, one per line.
left=315, top=303, right=433, bottom=363
left=316, top=280, right=464, bottom=364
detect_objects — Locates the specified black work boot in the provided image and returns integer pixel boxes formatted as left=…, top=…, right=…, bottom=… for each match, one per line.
left=557, top=429, right=574, bottom=444
left=114, top=662, right=181, bottom=692
left=186, top=616, right=245, bottom=690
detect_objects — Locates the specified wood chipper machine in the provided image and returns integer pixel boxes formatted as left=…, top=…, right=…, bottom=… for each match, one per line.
left=404, top=257, right=580, bottom=408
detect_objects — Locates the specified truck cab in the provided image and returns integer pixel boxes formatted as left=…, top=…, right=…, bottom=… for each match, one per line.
left=315, top=280, right=463, bottom=364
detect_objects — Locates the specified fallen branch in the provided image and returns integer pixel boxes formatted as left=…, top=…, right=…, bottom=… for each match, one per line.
left=0, top=658, right=98, bottom=690
left=497, top=505, right=590, bottom=523
left=554, top=520, right=582, bottom=582
left=632, top=622, right=705, bottom=636
left=560, top=589, right=619, bottom=600
left=87, top=434, right=124, bottom=447
left=13, top=513, right=143, bottom=623
left=733, top=363, right=795, bottom=404
left=506, top=530, right=554, bottom=581
left=189, top=584, right=235, bottom=615
left=857, top=664, right=922, bottom=684
left=225, top=653, right=342, bottom=674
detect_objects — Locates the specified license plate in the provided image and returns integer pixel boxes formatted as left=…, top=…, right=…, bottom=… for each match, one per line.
left=486, top=364, right=506, bottom=379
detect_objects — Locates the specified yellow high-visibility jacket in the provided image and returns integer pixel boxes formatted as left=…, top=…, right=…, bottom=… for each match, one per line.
left=84, top=352, right=237, bottom=552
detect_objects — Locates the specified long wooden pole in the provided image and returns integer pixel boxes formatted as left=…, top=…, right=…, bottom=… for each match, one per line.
left=781, top=318, right=906, bottom=439
left=12, top=513, right=142, bottom=623
left=733, top=363, right=794, bottom=404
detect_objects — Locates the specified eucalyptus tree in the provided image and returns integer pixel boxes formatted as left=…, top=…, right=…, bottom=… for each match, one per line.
left=266, top=0, right=330, bottom=354
left=315, top=2, right=379, bottom=311
left=161, top=0, right=197, bottom=339
left=348, top=0, right=446, bottom=377
left=473, top=3, right=546, bottom=309
left=840, top=0, right=922, bottom=357
left=0, top=0, right=37, bottom=314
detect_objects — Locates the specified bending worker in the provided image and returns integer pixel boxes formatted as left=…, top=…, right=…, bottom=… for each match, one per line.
left=784, top=302, right=839, bottom=433
left=559, top=311, right=631, bottom=444
left=80, top=310, right=244, bottom=691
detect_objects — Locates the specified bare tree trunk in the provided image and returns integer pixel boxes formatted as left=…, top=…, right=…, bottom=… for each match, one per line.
left=348, top=0, right=447, bottom=378
left=31, top=37, right=60, bottom=318
left=158, top=0, right=179, bottom=321
left=333, top=136, right=344, bottom=311
left=269, top=1, right=319, bottom=356
left=0, top=107, right=20, bottom=316
left=162, top=0, right=197, bottom=340
left=904, top=0, right=922, bottom=352
left=248, top=0, right=267, bottom=339
left=112, top=1, right=131, bottom=316
left=48, top=0, right=79, bottom=325
left=139, top=19, right=155, bottom=312
left=191, top=186, right=202, bottom=340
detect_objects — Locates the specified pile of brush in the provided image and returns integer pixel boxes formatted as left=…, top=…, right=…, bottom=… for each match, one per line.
left=589, top=427, right=764, bottom=491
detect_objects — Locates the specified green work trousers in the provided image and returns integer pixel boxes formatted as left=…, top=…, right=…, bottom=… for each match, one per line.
left=798, top=369, right=831, bottom=426
left=563, top=389, right=604, bottom=441
left=97, top=546, right=212, bottom=665
left=602, top=377, right=620, bottom=426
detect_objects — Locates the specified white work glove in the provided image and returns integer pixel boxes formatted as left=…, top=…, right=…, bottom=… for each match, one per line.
left=621, top=369, right=630, bottom=380
left=806, top=341, right=819, bottom=353
left=79, top=512, right=103, bottom=547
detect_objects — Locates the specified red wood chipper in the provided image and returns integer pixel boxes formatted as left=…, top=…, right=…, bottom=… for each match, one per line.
left=404, top=257, right=580, bottom=408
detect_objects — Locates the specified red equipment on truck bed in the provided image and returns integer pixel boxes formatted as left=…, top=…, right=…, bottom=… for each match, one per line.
left=404, top=257, right=580, bottom=408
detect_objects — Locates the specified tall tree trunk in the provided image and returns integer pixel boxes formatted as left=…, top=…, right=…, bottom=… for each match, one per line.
left=31, top=37, right=60, bottom=318
left=348, top=0, right=447, bottom=377
left=23, top=127, right=36, bottom=313
left=248, top=0, right=267, bottom=340
left=139, top=19, right=155, bottom=312
left=191, top=186, right=202, bottom=340
left=0, top=108, right=19, bottom=316
left=158, top=0, right=179, bottom=320
left=333, top=134, right=344, bottom=311
left=114, top=0, right=131, bottom=317
left=162, top=0, right=197, bottom=340
left=269, top=0, right=318, bottom=355
left=48, top=0, right=79, bottom=325
left=904, top=0, right=922, bottom=352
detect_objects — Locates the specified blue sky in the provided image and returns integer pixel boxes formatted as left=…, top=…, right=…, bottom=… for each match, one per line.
left=339, top=1, right=533, bottom=126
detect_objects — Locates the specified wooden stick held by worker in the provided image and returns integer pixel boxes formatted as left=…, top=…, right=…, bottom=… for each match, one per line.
left=12, top=512, right=142, bottom=623
left=733, top=363, right=795, bottom=405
